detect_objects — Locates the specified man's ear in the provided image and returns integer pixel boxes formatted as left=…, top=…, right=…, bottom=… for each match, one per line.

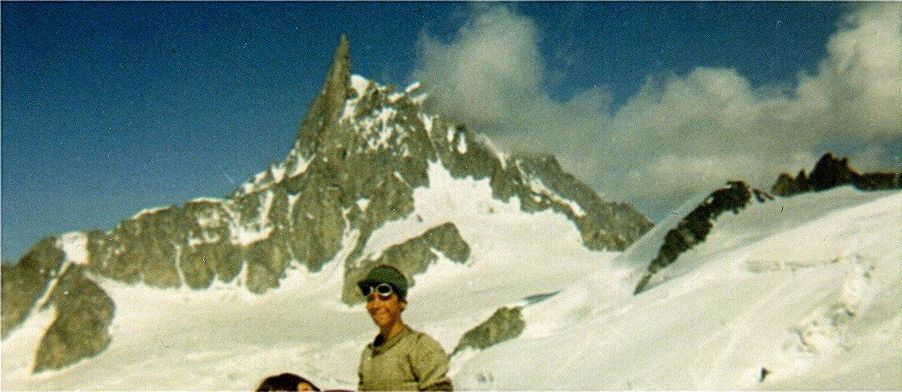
left=400, top=300, right=407, bottom=312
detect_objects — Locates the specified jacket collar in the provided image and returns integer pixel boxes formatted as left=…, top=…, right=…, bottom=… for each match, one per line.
left=369, top=324, right=412, bottom=354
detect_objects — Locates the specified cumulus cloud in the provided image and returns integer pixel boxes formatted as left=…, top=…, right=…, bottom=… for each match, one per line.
left=413, top=4, right=901, bottom=218
left=413, top=7, right=609, bottom=151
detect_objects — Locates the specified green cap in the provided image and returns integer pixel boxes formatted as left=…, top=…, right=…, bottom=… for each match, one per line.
left=357, top=265, right=409, bottom=300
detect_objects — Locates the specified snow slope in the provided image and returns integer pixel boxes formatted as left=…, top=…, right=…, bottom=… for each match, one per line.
left=1, top=162, right=609, bottom=391
left=2, top=186, right=899, bottom=390
left=455, top=186, right=901, bottom=390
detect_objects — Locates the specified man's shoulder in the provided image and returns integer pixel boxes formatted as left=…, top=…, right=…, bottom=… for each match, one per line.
left=405, top=326, right=435, bottom=341
left=406, top=328, right=447, bottom=355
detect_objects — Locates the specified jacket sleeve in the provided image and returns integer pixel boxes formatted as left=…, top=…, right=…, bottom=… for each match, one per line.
left=410, top=333, right=453, bottom=391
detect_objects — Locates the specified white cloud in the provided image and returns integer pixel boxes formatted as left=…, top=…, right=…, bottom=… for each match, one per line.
left=414, top=6, right=544, bottom=127
left=413, top=4, right=901, bottom=219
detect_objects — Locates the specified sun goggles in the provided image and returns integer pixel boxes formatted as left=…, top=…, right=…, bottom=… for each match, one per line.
left=362, top=283, right=396, bottom=299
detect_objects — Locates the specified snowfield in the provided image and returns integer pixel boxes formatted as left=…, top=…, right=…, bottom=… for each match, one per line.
left=455, top=186, right=901, bottom=390
left=2, top=186, right=900, bottom=390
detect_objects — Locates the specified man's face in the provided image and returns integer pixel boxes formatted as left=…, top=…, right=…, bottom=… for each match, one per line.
left=366, top=289, right=405, bottom=329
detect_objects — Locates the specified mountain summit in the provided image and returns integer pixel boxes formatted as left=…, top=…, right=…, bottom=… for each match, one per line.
left=1, top=37, right=651, bottom=373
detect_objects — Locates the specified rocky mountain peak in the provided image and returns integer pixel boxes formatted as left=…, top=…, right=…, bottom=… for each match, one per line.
left=809, top=153, right=855, bottom=191
left=1, top=35, right=652, bottom=373
left=772, top=152, right=901, bottom=196
left=295, top=34, right=352, bottom=157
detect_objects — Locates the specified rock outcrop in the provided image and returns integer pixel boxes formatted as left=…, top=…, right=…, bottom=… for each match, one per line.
left=634, top=181, right=759, bottom=294
left=1, top=238, right=65, bottom=338
left=452, top=306, right=525, bottom=355
left=33, top=265, right=114, bottom=372
left=772, top=153, right=901, bottom=196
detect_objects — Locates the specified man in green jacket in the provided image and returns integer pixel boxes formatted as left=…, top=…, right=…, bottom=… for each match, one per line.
left=357, top=265, right=453, bottom=391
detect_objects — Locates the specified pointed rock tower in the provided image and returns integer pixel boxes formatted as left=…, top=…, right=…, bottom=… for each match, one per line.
left=295, top=34, right=352, bottom=157
left=1, top=36, right=653, bottom=373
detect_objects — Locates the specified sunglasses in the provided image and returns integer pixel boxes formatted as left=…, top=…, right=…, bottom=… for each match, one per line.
left=362, top=283, right=395, bottom=300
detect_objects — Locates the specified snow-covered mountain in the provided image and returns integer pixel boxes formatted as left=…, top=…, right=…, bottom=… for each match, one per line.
left=1, top=35, right=651, bottom=380
left=3, top=36, right=899, bottom=391
left=4, top=180, right=898, bottom=390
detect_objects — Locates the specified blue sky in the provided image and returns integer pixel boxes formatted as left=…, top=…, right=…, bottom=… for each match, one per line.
left=2, top=2, right=899, bottom=262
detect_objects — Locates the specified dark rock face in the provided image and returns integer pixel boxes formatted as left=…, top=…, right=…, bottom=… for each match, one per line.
left=1, top=238, right=65, bottom=338
left=2, top=36, right=652, bottom=372
left=294, top=34, right=353, bottom=158
left=452, top=306, right=525, bottom=355
left=856, top=172, right=900, bottom=191
left=634, top=181, right=755, bottom=294
left=772, top=170, right=811, bottom=196
left=100, top=205, right=186, bottom=288
left=510, top=154, right=652, bottom=250
left=808, top=153, right=857, bottom=191
left=33, top=266, right=115, bottom=372
left=772, top=153, right=901, bottom=196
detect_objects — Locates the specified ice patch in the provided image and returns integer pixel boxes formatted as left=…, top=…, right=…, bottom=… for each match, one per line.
left=288, top=155, right=312, bottom=178
left=350, top=74, right=370, bottom=97
left=195, top=207, right=225, bottom=229
left=340, top=99, right=359, bottom=121
left=420, top=113, right=434, bottom=134
left=187, top=232, right=222, bottom=247
left=259, top=190, right=275, bottom=228
left=375, top=107, right=397, bottom=124
left=230, top=225, right=273, bottom=247
left=227, top=191, right=276, bottom=247
left=57, top=231, right=89, bottom=265
left=477, top=134, right=507, bottom=169
left=410, top=93, right=427, bottom=106
left=287, top=193, right=301, bottom=212
left=271, top=163, right=287, bottom=183
left=526, top=176, right=585, bottom=217
left=457, top=133, right=468, bottom=154
left=405, top=81, right=422, bottom=94
left=253, top=171, right=267, bottom=185
left=373, top=125, right=401, bottom=151
left=131, top=206, right=169, bottom=220
left=387, top=92, right=404, bottom=103
left=34, top=261, right=74, bottom=309
left=189, top=197, right=224, bottom=204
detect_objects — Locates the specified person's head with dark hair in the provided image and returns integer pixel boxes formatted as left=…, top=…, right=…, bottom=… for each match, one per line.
left=255, top=373, right=320, bottom=392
